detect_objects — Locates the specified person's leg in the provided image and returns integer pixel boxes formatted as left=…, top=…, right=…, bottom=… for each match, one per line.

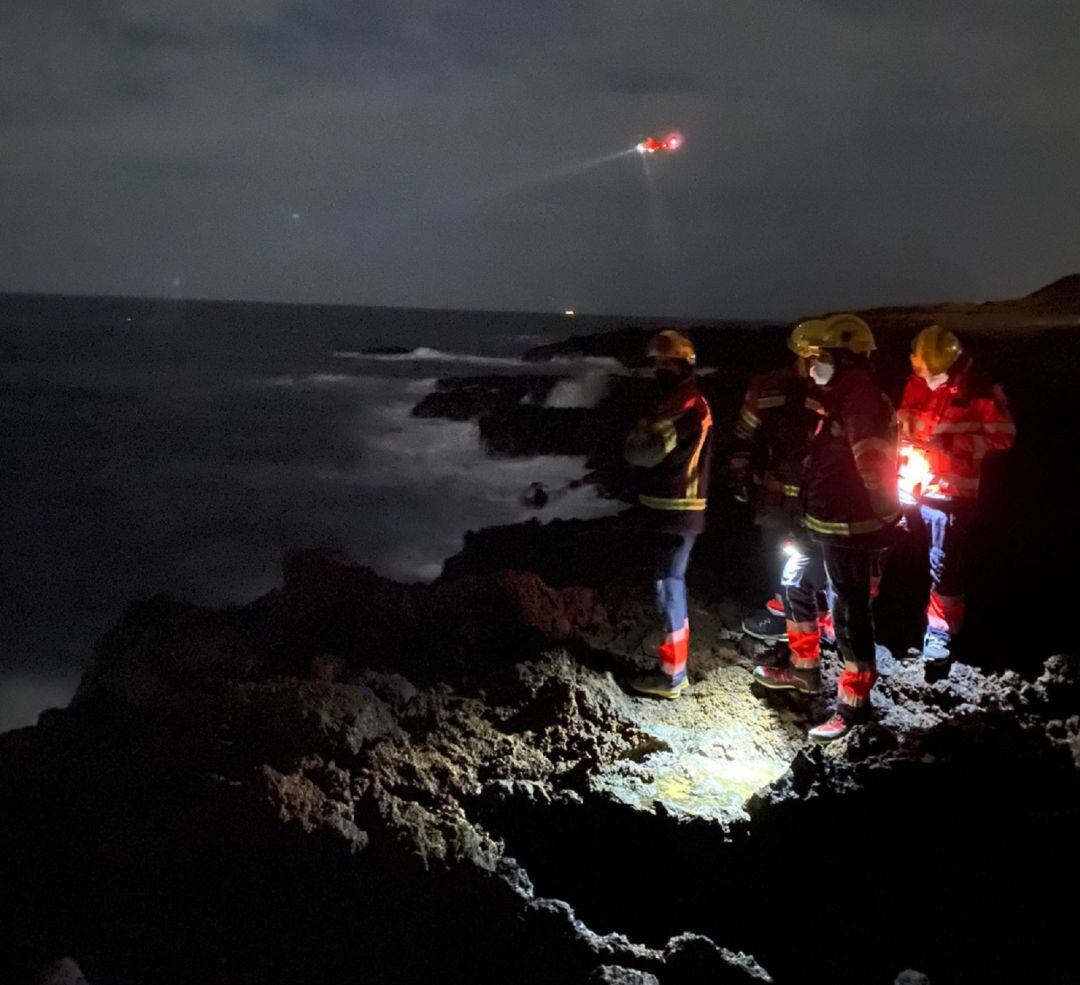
left=782, top=543, right=822, bottom=672
left=823, top=542, right=877, bottom=724
left=655, top=533, right=696, bottom=685
left=922, top=503, right=968, bottom=660
left=752, top=540, right=823, bottom=694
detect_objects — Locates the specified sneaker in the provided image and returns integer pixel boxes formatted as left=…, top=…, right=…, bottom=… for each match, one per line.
left=766, top=594, right=785, bottom=618
left=628, top=672, right=688, bottom=700
left=808, top=714, right=854, bottom=744
left=751, top=664, right=820, bottom=695
left=817, top=610, right=836, bottom=645
left=742, top=610, right=787, bottom=643
left=922, top=632, right=951, bottom=664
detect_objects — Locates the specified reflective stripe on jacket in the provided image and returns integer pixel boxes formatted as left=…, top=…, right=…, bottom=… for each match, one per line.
left=803, top=363, right=900, bottom=541
left=897, top=355, right=1016, bottom=502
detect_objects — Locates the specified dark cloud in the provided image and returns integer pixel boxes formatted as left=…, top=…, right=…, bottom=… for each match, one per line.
left=1, top=1, right=1078, bottom=315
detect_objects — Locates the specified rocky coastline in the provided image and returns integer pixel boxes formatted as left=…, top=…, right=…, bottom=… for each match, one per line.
left=3, top=277, right=1080, bottom=984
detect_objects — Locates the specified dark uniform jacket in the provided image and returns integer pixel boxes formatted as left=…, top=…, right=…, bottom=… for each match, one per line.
left=624, top=376, right=714, bottom=535
left=730, top=365, right=823, bottom=511
left=803, top=363, right=900, bottom=543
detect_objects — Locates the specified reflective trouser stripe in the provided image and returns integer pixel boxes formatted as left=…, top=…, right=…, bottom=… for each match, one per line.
left=927, top=591, right=965, bottom=635
left=640, top=495, right=708, bottom=511
left=659, top=620, right=689, bottom=679
left=838, top=662, right=878, bottom=709
left=782, top=484, right=800, bottom=497
left=787, top=624, right=820, bottom=669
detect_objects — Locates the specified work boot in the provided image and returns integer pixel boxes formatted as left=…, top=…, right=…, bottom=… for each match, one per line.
left=766, top=594, right=785, bottom=618
left=628, top=672, right=688, bottom=700
left=808, top=713, right=855, bottom=744
left=922, top=631, right=951, bottom=664
left=751, top=664, right=820, bottom=695
left=742, top=610, right=787, bottom=643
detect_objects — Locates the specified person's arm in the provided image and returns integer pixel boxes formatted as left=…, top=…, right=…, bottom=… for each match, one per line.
left=973, top=384, right=1016, bottom=453
left=844, top=383, right=899, bottom=522
left=728, top=380, right=763, bottom=501
left=625, top=414, right=678, bottom=468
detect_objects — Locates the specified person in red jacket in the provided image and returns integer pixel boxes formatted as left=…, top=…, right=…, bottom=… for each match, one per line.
left=624, top=330, right=714, bottom=699
left=752, top=315, right=899, bottom=743
left=897, top=325, right=1016, bottom=662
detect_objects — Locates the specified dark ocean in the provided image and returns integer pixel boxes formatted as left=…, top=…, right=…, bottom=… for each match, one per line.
left=1, top=294, right=717, bottom=732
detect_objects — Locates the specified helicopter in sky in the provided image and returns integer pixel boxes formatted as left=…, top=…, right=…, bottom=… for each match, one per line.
left=635, top=132, right=683, bottom=155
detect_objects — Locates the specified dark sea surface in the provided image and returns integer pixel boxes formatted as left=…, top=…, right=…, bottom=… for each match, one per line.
left=1, top=294, right=720, bottom=732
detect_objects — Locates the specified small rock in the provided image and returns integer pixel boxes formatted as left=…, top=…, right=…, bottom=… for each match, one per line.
left=588, top=966, right=660, bottom=985
left=39, top=958, right=89, bottom=985
left=895, top=971, right=931, bottom=985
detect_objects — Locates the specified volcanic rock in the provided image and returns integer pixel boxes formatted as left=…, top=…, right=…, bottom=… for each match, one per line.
left=2, top=525, right=1076, bottom=984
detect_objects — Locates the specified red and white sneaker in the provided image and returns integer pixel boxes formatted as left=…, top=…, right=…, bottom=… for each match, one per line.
left=766, top=594, right=785, bottom=618
left=808, top=714, right=854, bottom=744
left=752, top=664, right=820, bottom=695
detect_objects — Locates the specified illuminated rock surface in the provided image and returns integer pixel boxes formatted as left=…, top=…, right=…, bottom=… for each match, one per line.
left=1, top=540, right=1077, bottom=984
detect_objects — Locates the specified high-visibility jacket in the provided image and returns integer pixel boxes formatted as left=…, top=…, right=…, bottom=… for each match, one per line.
left=624, top=376, right=714, bottom=534
left=897, top=355, right=1015, bottom=502
left=803, top=364, right=900, bottom=541
left=730, top=366, right=823, bottom=502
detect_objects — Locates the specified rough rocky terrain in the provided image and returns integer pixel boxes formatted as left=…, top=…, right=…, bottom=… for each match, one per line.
left=3, top=277, right=1079, bottom=984
left=2, top=534, right=1078, bottom=985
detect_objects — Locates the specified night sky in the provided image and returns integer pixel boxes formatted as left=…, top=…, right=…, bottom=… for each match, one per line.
left=2, top=2, right=1079, bottom=318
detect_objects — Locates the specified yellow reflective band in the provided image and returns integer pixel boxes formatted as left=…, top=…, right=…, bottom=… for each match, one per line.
left=782, top=484, right=800, bottom=497
left=685, top=409, right=713, bottom=499
left=756, top=395, right=787, bottom=409
left=804, top=513, right=898, bottom=537
left=740, top=407, right=761, bottom=429
left=640, top=494, right=708, bottom=511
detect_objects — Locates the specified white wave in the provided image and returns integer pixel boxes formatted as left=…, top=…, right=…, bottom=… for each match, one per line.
left=332, top=347, right=524, bottom=368
left=544, top=372, right=611, bottom=408
left=332, top=347, right=631, bottom=374
left=243, top=393, right=624, bottom=583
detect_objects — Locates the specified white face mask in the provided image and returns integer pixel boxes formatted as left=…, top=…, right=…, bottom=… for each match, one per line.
left=810, top=360, right=835, bottom=385
left=925, top=372, right=949, bottom=391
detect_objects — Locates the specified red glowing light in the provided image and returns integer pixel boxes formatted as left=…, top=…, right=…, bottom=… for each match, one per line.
left=898, top=445, right=932, bottom=503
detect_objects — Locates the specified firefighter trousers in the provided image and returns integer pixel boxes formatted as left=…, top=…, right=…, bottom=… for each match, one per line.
left=908, top=501, right=972, bottom=643
left=781, top=539, right=827, bottom=670
left=652, top=532, right=697, bottom=684
left=822, top=541, right=880, bottom=723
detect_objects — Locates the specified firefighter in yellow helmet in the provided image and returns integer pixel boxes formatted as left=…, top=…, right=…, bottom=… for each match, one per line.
left=624, top=330, right=715, bottom=699
left=733, top=320, right=832, bottom=648
left=751, top=315, right=899, bottom=742
left=898, top=325, right=1016, bottom=662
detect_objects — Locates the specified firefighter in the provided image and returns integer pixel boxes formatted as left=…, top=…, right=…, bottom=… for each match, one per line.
left=732, top=321, right=831, bottom=647
left=752, top=315, right=899, bottom=743
left=624, top=330, right=714, bottom=699
left=897, top=325, right=1016, bottom=662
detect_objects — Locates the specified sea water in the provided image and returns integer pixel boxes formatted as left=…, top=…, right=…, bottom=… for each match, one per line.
left=0, top=298, right=682, bottom=731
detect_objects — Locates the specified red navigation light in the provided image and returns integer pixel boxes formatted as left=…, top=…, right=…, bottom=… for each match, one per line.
left=663, top=133, right=682, bottom=151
